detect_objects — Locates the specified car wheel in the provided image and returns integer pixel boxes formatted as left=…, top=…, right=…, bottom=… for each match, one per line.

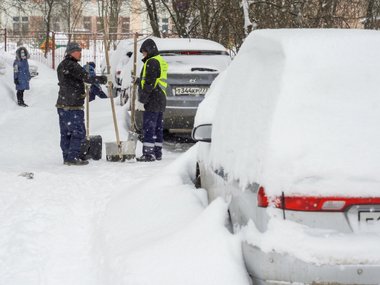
left=225, top=210, right=233, bottom=233
left=195, top=162, right=201, bottom=188
left=119, top=89, right=128, bottom=106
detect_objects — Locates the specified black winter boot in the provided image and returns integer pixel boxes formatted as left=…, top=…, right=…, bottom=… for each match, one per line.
left=136, top=154, right=155, bottom=162
left=64, top=158, right=89, bottom=166
left=17, top=91, right=28, bottom=107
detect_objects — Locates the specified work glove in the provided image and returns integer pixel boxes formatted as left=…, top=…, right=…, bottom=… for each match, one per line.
left=95, top=75, right=107, bottom=85
left=131, top=75, right=140, bottom=85
left=14, top=79, right=19, bottom=85
left=135, top=101, right=145, bottom=111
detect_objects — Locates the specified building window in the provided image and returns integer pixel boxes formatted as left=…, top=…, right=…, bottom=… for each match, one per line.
left=96, top=17, right=103, bottom=33
left=13, top=16, right=29, bottom=35
left=83, top=16, right=92, bottom=31
left=161, top=18, right=169, bottom=34
left=121, top=17, right=130, bottom=34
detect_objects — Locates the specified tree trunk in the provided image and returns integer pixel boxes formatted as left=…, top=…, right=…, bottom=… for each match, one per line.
left=143, top=0, right=161, bottom=37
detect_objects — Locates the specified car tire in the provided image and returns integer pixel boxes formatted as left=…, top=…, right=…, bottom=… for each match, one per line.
left=120, top=89, right=129, bottom=106
left=195, top=162, right=201, bottom=188
left=225, top=210, right=233, bottom=233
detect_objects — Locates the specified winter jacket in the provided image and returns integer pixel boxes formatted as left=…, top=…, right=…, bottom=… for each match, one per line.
left=56, top=55, right=104, bottom=108
left=138, top=39, right=167, bottom=112
left=13, top=47, right=31, bottom=91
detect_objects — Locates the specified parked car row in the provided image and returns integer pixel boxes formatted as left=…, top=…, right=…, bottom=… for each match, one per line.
left=192, top=29, right=380, bottom=285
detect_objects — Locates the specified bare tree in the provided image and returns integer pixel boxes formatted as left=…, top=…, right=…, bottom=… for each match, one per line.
left=142, top=0, right=161, bottom=37
left=34, top=0, right=58, bottom=57
left=364, top=0, right=380, bottom=29
left=59, top=0, right=88, bottom=37
left=97, top=0, right=125, bottom=48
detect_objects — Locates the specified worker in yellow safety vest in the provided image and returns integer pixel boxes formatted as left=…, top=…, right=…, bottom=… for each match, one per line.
left=136, top=38, right=168, bottom=162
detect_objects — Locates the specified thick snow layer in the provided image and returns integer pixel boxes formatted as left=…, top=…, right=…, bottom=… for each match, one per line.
left=153, top=37, right=228, bottom=52
left=243, top=214, right=380, bottom=265
left=204, top=29, right=380, bottom=197
left=0, top=52, right=249, bottom=285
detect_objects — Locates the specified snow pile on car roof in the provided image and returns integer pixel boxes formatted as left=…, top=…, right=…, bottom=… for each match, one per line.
left=208, top=29, right=380, bottom=197
left=152, top=37, right=228, bottom=51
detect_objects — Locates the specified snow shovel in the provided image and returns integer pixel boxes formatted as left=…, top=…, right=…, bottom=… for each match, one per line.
left=123, top=32, right=140, bottom=162
left=103, top=21, right=127, bottom=162
left=81, top=66, right=102, bottom=161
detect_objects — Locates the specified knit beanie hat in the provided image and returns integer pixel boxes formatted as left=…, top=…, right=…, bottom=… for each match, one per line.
left=66, top=42, right=82, bottom=54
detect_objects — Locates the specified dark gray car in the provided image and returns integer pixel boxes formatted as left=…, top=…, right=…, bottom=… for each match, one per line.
left=127, top=38, right=231, bottom=134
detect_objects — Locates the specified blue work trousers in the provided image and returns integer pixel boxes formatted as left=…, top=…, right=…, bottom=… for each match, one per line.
left=57, top=109, right=86, bottom=161
left=142, top=111, right=163, bottom=158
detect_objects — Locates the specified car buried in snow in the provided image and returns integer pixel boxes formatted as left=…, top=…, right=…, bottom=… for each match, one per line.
left=192, top=29, right=380, bottom=285
left=119, top=37, right=231, bottom=136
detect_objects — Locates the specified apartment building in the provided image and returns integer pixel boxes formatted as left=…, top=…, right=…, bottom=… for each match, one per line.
left=0, top=0, right=171, bottom=36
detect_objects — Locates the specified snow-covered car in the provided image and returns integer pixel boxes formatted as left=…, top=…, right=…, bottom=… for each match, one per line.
left=29, top=64, right=38, bottom=77
left=100, top=39, right=134, bottom=100
left=120, top=37, right=231, bottom=134
left=192, top=29, right=380, bottom=284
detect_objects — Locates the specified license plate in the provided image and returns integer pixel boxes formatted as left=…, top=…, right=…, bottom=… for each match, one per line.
left=174, top=87, right=208, bottom=96
left=358, top=211, right=380, bottom=231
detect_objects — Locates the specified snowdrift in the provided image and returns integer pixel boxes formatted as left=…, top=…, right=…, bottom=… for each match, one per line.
left=206, top=29, right=380, bottom=197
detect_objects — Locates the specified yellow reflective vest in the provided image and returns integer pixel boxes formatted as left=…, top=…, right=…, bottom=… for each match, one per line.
left=141, top=54, right=168, bottom=95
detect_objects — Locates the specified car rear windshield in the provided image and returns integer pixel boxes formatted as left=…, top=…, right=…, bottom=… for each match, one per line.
left=160, top=50, right=229, bottom=56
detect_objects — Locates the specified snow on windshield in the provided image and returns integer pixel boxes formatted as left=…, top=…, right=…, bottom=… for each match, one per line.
left=201, top=29, right=380, bottom=197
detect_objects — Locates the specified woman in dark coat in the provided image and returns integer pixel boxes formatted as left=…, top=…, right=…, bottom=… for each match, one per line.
left=13, top=47, right=31, bottom=107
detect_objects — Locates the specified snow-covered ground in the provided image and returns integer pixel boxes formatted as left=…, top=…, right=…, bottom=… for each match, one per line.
left=0, top=52, right=250, bottom=285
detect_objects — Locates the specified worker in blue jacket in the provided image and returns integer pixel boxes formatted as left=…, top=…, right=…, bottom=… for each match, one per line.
left=13, top=47, right=31, bottom=107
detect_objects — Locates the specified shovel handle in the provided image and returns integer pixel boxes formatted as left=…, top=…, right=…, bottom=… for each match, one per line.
left=85, top=63, right=90, bottom=140
left=103, top=16, right=123, bottom=160
left=130, top=32, right=138, bottom=132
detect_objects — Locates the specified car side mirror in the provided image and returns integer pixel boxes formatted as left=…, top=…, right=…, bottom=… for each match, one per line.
left=192, top=124, right=212, bottom=143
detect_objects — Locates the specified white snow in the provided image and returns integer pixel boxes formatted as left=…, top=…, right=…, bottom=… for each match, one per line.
left=200, top=29, right=380, bottom=197
left=0, top=51, right=249, bottom=285
left=243, top=215, right=380, bottom=265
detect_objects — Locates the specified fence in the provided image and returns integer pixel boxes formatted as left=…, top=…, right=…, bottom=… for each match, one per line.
left=0, top=30, right=136, bottom=72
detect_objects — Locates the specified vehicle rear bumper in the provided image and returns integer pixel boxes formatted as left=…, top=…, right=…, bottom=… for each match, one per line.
left=134, top=107, right=197, bottom=133
left=163, top=106, right=197, bottom=131
left=244, top=243, right=380, bottom=285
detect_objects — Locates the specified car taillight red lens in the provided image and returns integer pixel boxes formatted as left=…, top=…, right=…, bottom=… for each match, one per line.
left=257, top=186, right=268, bottom=207
left=257, top=186, right=380, bottom=212
left=179, top=51, right=202, bottom=55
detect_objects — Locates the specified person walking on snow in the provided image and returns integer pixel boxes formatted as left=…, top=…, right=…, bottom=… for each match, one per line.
left=56, top=42, right=107, bottom=166
left=82, top=62, right=108, bottom=101
left=13, top=47, right=31, bottom=107
left=136, top=38, right=168, bottom=162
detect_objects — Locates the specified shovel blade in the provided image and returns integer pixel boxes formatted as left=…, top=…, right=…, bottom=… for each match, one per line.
left=105, top=141, right=127, bottom=162
left=125, top=131, right=139, bottom=160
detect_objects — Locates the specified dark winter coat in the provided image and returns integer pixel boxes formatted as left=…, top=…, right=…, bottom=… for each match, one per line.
left=56, top=55, right=104, bottom=108
left=13, top=47, right=31, bottom=91
left=138, top=39, right=166, bottom=112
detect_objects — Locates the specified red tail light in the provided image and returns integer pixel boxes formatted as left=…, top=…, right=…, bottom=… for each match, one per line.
left=257, top=186, right=380, bottom=212
left=257, top=186, right=269, bottom=207
left=179, top=51, right=202, bottom=55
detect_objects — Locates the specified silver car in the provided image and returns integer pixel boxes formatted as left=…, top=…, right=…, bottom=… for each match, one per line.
left=192, top=29, right=380, bottom=284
